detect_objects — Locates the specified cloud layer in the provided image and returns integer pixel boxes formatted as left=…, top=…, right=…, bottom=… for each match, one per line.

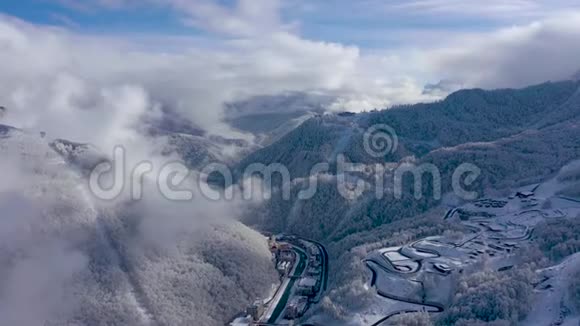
left=0, top=1, right=579, bottom=153
left=429, top=12, right=580, bottom=88
left=0, top=15, right=431, bottom=149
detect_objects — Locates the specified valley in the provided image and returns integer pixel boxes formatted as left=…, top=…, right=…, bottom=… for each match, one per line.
left=3, top=4, right=580, bottom=325
left=3, top=79, right=580, bottom=326
left=231, top=236, right=328, bottom=325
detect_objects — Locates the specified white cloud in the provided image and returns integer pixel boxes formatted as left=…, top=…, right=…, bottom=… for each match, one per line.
left=427, top=12, right=580, bottom=88
left=333, top=0, right=580, bottom=21
left=0, top=124, right=277, bottom=326
left=2, top=2, right=580, bottom=324
left=0, top=141, right=95, bottom=325
left=1, top=1, right=579, bottom=156
left=165, top=0, right=287, bottom=37
left=0, top=243, right=87, bottom=325
left=0, top=13, right=434, bottom=152
left=386, top=0, right=542, bottom=17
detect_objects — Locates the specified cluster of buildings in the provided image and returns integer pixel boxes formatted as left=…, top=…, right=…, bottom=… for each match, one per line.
left=285, top=241, right=324, bottom=319
left=246, top=235, right=326, bottom=322
left=305, top=243, right=323, bottom=280
left=301, top=240, right=324, bottom=297
left=246, top=301, right=265, bottom=322
left=433, top=263, right=453, bottom=275
left=269, top=236, right=296, bottom=276
left=284, top=278, right=321, bottom=319
left=508, top=191, right=540, bottom=208
left=474, top=198, right=508, bottom=209
left=514, top=191, right=534, bottom=199
left=285, top=296, right=309, bottom=319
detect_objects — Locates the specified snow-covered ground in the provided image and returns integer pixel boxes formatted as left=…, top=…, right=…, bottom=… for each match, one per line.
left=360, top=164, right=580, bottom=324
left=344, top=297, right=438, bottom=326
left=523, top=253, right=580, bottom=325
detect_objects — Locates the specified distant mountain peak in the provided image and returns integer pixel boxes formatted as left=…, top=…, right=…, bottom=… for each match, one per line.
left=422, top=79, right=464, bottom=96
left=224, top=92, right=332, bottom=117
left=145, top=105, right=205, bottom=137
left=572, top=69, right=580, bottom=81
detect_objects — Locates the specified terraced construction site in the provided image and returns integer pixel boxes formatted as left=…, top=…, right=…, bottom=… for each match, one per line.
left=364, top=178, right=580, bottom=325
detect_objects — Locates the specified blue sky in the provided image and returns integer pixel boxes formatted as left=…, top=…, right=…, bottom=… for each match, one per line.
left=0, top=1, right=193, bottom=35
left=3, top=0, right=578, bottom=48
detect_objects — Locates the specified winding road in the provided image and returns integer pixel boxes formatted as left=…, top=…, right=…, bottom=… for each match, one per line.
left=363, top=239, right=448, bottom=325
left=365, top=261, right=445, bottom=326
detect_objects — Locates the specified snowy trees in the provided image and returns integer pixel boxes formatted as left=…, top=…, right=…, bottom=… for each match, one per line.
left=368, top=81, right=580, bottom=148
left=0, top=130, right=280, bottom=326
left=102, top=208, right=279, bottom=326
left=229, top=80, right=580, bottom=326
left=320, top=210, right=465, bottom=320
left=242, top=80, right=580, bottom=251
left=533, top=218, right=580, bottom=261
left=454, top=320, right=510, bottom=326
left=570, top=271, right=580, bottom=312
left=558, top=183, right=580, bottom=198
left=438, top=267, right=535, bottom=325
left=388, top=312, right=433, bottom=326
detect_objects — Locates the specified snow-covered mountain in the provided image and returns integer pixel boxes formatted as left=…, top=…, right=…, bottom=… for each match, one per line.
left=3, top=78, right=580, bottom=326
left=235, top=80, right=580, bottom=238
left=224, top=93, right=329, bottom=146
left=225, top=80, right=580, bottom=324
left=0, top=125, right=278, bottom=326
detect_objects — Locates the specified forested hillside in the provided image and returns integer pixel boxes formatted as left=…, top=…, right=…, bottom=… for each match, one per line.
left=234, top=80, right=580, bottom=323
left=240, top=80, right=580, bottom=242
left=0, top=127, right=277, bottom=326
